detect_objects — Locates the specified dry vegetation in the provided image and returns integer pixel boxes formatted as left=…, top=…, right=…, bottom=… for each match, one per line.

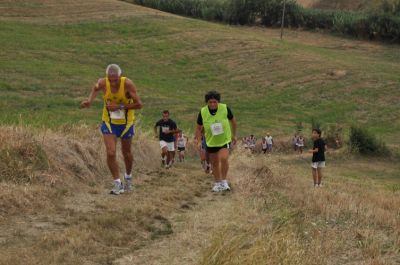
left=1, top=126, right=398, bottom=264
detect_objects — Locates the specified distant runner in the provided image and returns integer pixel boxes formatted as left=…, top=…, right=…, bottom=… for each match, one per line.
left=195, top=91, right=237, bottom=192
left=261, top=137, right=268, bottom=154
left=248, top=134, right=256, bottom=153
left=154, top=110, right=178, bottom=169
left=176, top=131, right=189, bottom=162
left=265, top=133, right=273, bottom=153
left=198, top=133, right=211, bottom=173
left=80, top=64, right=142, bottom=195
left=292, top=134, right=299, bottom=152
left=309, top=128, right=327, bottom=187
left=297, top=135, right=305, bottom=154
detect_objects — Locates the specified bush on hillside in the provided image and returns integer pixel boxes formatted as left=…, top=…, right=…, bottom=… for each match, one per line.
left=348, top=126, right=389, bottom=156
left=324, top=123, right=344, bottom=149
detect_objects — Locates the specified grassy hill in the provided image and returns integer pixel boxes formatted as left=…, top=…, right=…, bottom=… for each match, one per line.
left=1, top=0, right=400, bottom=146
left=0, top=1, right=400, bottom=264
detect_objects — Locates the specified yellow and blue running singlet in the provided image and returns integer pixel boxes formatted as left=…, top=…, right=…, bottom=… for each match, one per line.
left=100, top=77, right=135, bottom=139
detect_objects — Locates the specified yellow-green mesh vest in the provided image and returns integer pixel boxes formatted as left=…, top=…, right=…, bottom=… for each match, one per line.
left=201, top=103, right=231, bottom=147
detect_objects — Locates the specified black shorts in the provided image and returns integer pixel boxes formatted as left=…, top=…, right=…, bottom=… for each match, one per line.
left=206, top=143, right=229, bottom=154
left=178, top=147, right=185, bottom=152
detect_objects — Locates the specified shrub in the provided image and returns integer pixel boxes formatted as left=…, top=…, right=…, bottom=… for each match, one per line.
left=348, top=126, right=389, bottom=156
left=324, top=123, right=344, bottom=149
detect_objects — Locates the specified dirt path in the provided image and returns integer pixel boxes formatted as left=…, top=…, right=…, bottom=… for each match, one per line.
left=114, top=186, right=235, bottom=265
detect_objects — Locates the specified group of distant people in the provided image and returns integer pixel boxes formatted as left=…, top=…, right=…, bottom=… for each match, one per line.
left=292, top=134, right=305, bottom=154
left=242, top=133, right=274, bottom=154
left=154, top=110, right=189, bottom=169
left=80, top=64, right=327, bottom=194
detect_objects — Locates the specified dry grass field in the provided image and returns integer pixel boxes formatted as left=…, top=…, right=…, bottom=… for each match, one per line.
left=0, top=125, right=399, bottom=264
left=1, top=1, right=399, bottom=264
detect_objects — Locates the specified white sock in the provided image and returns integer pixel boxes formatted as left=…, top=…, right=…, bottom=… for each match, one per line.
left=222, top=179, right=228, bottom=184
left=114, top=179, right=121, bottom=184
left=125, top=173, right=132, bottom=179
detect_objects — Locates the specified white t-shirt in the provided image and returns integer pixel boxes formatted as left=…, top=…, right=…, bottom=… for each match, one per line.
left=177, top=136, right=187, bottom=148
left=262, top=141, right=267, bottom=149
left=265, top=136, right=273, bottom=145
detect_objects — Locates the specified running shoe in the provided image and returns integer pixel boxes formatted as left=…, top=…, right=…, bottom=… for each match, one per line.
left=220, top=181, right=231, bottom=191
left=110, top=181, right=124, bottom=195
left=211, top=182, right=222, bottom=192
left=124, top=177, right=133, bottom=192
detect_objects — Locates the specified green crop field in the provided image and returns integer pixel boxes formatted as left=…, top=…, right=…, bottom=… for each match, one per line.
left=1, top=0, right=399, bottom=144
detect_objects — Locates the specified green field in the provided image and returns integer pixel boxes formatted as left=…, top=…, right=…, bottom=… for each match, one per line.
left=1, top=1, right=400, bottom=144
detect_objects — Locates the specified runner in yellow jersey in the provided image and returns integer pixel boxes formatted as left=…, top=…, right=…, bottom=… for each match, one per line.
left=195, top=91, right=237, bottom=192
left=80, top=64, right=142, bottom=195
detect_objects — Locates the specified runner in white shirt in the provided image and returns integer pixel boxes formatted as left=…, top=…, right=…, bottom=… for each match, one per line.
left=265, top=133, right=273, bottom=153
left=292, top=134, right=299, bottom=152
left=176, top=131, right=189, bottom=162
left=249, top=134, right=256, bottom=153
left=261, top=137, right=268, bottom=154
left=297, top=135, right=305, bottom=154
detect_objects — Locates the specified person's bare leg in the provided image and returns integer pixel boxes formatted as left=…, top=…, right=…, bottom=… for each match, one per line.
left=103, top=134, right=119, bottom=180
left=219, top=148, right=229, bottom=180
left=169, top=150, right=176, bottom=165
left=317, top=168, right=323, bottom=185
left=121, top=138, right=133, bottom=175
left=312, top=168, right=317, bottom=186
left=209, top=153, right=221, bottom=182
left=162, top=146, right=168, bottom=165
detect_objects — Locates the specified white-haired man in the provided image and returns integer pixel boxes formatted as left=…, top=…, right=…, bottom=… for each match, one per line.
left=80, top=64, right=142, bottom=194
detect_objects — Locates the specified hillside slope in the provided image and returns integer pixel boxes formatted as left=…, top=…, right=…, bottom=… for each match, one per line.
left=0, top=2, right=399, bottom=263
left=1, top=0, right=400, bottom=145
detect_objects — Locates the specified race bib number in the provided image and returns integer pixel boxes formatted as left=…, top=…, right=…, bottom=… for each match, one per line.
left=210, top=122, right=224, bottom=136
left=161, top=126, right=170, bottom=133
left=110, top=109, right=125, bottom=119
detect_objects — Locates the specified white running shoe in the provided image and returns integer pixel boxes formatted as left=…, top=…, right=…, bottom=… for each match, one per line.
left=211, top=182, right=222, bottom=192
left=220, top=181, right=231, bottom=191
left=110, top=181, right=124, bottom=195
left=124, top=177, right=133, bottom=192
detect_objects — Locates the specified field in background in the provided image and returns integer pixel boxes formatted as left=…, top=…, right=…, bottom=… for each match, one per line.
left=0, top=1, right=399, bottom=264
left=1, top=0, right=400, bottom=146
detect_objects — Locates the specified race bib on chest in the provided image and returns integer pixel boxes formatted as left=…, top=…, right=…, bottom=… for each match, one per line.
left=161, top=126, right=170, bottom=133
left=210, top=122, right=224, bottom=136
left=110, top=109, right=125, bottom=119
